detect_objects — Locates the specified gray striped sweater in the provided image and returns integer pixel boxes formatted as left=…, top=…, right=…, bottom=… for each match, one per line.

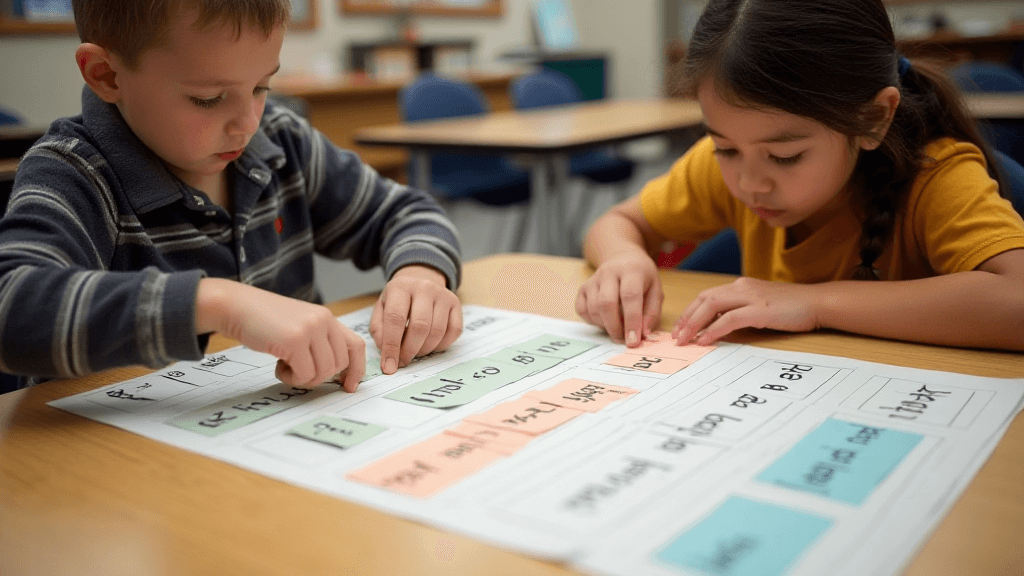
left=0, top=87, right=461, bottom=387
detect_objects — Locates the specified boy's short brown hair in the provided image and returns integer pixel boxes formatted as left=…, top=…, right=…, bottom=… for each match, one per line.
left=72, top=0, right=290, bottom=70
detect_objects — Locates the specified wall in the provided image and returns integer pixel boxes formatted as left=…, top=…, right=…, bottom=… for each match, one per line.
left=0, top=0, right=664, bottom=126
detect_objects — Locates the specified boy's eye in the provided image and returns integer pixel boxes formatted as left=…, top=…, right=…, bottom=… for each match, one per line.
left=190, top=94, right=223, bottom=109
left=770, top=152, right=803, bottom=166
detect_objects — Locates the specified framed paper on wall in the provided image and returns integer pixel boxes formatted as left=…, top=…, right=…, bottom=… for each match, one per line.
left=340, top=0, right=502, bottom=18
left=290, top=0, right=319, bottom=30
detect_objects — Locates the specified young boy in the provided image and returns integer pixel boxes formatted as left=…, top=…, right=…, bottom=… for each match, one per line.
left=0, top=0, right=463, bottom=392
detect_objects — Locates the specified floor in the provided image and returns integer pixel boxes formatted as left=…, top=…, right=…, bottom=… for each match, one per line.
left=314, top=139, right=681, bottom=303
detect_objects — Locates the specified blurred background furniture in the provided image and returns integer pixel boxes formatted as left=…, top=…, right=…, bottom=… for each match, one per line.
left=399, top=73, right=533, bottom=252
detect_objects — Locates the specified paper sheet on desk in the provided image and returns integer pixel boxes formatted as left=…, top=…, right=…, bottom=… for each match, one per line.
left=50, top=305, right=1024, bottom=576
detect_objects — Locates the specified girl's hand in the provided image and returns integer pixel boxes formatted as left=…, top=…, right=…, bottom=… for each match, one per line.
left=673, top=277, right=822, bottom=345
left=370, top=265, right=462, bottom=375
left=576, top=255, right=663, bottom=346
left=196, top=279, right=366, bottom=392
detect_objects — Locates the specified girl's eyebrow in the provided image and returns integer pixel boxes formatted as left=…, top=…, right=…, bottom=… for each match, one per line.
left=705, top=125, right=811, bottom=144
left=183, top=64, right=281, bottom=88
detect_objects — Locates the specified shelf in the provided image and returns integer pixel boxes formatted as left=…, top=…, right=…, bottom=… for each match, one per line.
left=0, top=14, right=76, bottom=35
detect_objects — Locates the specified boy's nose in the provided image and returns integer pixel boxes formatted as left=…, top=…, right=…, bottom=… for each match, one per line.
left=229, top=97, right=261, bottom=136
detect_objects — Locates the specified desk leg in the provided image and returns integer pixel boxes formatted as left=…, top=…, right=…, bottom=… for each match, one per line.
left=549, top=153, right=571, bottom=255
left=412, top=149, right=431, bottom=193
left=528, top=158, right=551, bottom=254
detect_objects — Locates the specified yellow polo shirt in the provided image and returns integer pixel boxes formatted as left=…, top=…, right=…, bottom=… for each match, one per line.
left=641, top=136, right=1024, bottom=282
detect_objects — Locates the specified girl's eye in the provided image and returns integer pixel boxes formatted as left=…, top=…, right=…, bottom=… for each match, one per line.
left=771, top=153, right=803, bottom=166
left=254, top=86, right=271, bottom=96
left=713, top=148, right=738, bottom=158
left=189, top=95, right=223, bottom=109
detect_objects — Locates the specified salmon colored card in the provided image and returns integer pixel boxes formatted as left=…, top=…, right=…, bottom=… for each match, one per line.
left=524, top=378, right=639, bottom=412
left=443, top=421, right=534, bottom=455
left=604, top=352, right=695, bottom=375
left=634, top=340, right=717, bottom=362
left=346, top=433, right=505, bottom=498
left=463, top=397, right=583, bottom=435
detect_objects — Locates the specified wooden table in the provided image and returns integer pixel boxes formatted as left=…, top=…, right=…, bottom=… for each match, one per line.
left=2, top=253, right=1023, bottom=576
left=355, top=98, right=705, bottom=254
left=964, top=92, right=1024, bottom=120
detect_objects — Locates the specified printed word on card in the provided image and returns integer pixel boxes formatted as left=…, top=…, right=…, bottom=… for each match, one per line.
left=347, top=433, right=505, bottom=498
left=525, top=378, right=639, bottom=412
left=463, top=396, right=584, bottom=435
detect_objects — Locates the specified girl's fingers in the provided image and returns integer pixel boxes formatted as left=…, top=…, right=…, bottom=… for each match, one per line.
left=595, top=277, right=625, bottom=342
left=619, top=274, right=647, bottom=347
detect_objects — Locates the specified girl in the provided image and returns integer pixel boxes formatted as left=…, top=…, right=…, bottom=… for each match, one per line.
left=576, top=0, right=1024, bottom=351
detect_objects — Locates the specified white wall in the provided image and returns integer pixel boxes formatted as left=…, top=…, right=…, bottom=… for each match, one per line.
left=569, top=0, right=662, bottom=98
left=0, top=0, right=665, bottom=126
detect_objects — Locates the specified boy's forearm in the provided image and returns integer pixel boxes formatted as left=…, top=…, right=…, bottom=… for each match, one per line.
left=195, top=278, right=233, bottom=335
left=816, top=272, right=1024, bottom=351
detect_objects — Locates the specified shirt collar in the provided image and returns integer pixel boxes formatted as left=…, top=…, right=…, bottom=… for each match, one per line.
left=80, top=86, right=286, bottom=214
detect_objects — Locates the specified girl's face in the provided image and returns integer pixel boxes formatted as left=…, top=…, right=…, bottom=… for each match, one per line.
left=697, top=80, right=868, bottom=232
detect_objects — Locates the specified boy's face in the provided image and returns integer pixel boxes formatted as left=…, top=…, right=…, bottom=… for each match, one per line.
left=697, top=80, right=864, bottom=233
left=111, top=15, right=284, bottom=192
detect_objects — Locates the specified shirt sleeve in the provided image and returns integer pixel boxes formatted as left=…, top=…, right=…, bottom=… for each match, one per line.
left=292, top=117, right=462, bottom=290
left=910, top=141, right=1024, bottom=274
left=640, top=136, right=739, bottom=244
left=0, top=136, right=204, bottom=381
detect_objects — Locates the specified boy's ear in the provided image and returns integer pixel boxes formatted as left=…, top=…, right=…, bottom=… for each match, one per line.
left=857, top=86, right=902, bottom=151
left=75, top=43, right=122, bottom=104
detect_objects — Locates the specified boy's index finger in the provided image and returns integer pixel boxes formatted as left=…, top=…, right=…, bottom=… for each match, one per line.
left=342, top=338, right=366, bottom=393
left=378, top=290, right=412, bottom=375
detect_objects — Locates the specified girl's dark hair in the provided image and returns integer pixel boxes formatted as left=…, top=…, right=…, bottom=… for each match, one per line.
left=680, top=0, right=1007, bottom=280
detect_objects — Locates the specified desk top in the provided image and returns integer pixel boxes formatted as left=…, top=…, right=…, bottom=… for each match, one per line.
left=964, top=92, right=1024, bottom=120
left=355, top=98, right=705, bottom=154
left=1, top=254, right=1022, bottom=575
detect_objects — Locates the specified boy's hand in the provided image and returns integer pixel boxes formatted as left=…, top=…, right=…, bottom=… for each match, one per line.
left=196, top=279, right=365, bottom=391
left=576, top=255, right=663, bottom=346
left=370, top=265, right=462, bottom=374
left=672, top=277, right=821, bottom=345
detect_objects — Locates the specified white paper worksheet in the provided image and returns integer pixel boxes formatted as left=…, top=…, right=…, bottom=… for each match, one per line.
left=51, top=305, right=1024, bottom=576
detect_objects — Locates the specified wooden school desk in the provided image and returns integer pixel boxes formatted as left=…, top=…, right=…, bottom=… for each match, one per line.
left=964, top=92, right=1024, bottom=121
left=1, top=253, right=1023, bottom=576
left=355, top=99, right=705, bottom=255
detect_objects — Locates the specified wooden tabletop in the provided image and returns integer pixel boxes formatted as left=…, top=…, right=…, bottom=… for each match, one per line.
left=355, top=98, right=705, bottom=154
left=1, top=253, right=1022, bottom=575
left=964, top=92, right=1024, bottom=120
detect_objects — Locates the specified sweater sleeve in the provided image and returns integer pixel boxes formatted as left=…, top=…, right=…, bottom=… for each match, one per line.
left=284, top=114, right=462, bottom=290
left=0, top=136, right=204, bottom=381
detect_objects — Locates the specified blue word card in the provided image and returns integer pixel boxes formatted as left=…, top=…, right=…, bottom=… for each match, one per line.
left=656, top=496, right=831, bottom=576
left=756, top=418, right=922, bottom=505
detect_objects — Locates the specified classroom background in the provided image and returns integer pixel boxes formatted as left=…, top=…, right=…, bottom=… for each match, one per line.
left=1, top=0, right=1022, bottom=303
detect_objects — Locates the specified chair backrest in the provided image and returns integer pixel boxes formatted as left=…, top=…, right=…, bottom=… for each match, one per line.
left=949, top=61, right=1024, bottom=93
left=399, top=73, right=489, bottom=122
left=509, top=69, right=583, bottom=110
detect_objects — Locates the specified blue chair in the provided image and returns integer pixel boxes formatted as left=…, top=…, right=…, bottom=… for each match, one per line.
left=399, top=73, right=533, bottom=251
left=509, top=69, right=636, bottom=190
left=676, top=153, right=1024, bottom=277
left=0, top=373, right=22, bottom=394
left=950, top=61, right=1024, bottom=167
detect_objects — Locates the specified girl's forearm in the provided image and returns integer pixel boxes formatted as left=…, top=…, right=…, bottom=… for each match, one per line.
left=816, top=272, right=1024, bottom=351
left=582, top=212, right=655, bottom=268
